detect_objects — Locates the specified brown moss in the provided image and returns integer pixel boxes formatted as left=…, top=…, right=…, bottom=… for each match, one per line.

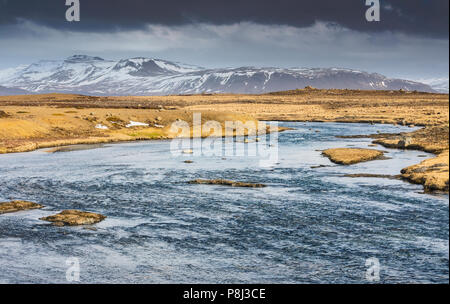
left=399, top=151, right=449, bottom=192
left=343, top=173, right=401, bottom=179
left=0, top=200, right=44, bottom=214
left=106, top=116, right=126, bottom=124
left=189, top=179, right=266, bottom=188
left=40, top=210, right=106, bottom=226
left=322, top=148, right=387, bottom=165
left=0, top=110, right=10, bottom=118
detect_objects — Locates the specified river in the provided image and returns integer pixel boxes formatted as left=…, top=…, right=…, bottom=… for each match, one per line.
left=0, top=122, right=448, bottom=283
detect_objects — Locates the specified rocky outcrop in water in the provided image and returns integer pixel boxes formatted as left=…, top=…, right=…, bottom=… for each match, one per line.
left=189, top=179, right=266, bottom=188
left=40, top=210, right=106, bottom=226
left=322, top=148, right=387, bottom=165
left=0, top=200, right=44, bottom=214
left=399, top=151, right=449, bottom=192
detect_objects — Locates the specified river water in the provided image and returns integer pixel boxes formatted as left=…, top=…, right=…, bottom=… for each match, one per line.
left=0, top=122, right=448, bottom=283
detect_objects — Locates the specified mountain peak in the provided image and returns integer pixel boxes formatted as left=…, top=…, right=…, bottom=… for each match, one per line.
left=65, top=55, right=105, bottom=62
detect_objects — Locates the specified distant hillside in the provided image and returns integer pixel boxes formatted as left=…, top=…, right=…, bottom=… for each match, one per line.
left=0, top=85, right=30, bottom=96
left=415, top=77, right=449, bottom=93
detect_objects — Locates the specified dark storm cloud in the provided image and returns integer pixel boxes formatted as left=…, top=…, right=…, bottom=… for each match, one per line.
left=0, top=0, right=448, bottom=37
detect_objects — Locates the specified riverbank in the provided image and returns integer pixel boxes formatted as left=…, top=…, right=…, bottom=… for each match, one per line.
left=0, top=106, right=267, bottom=154
left=1, top=89, right=448, bottom=191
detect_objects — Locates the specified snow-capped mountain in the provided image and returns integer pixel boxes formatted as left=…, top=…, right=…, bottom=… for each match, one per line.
left=0, top=55, right=436, bottom=95
left=415, top=77, right=449, bottom=93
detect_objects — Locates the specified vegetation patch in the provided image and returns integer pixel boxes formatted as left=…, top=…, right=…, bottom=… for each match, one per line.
left=128, top=130, right=164, bottom=139
left=0, top=110, right=10, bottom=118
left=322, top=148, right=387, bottom=165
left=0, top=200, right=44, bottom=214
left=40, top=210, right=106, bottom=226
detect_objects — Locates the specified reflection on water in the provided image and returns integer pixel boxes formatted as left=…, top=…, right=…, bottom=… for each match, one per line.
left=0, top=122, right=448, bottom=283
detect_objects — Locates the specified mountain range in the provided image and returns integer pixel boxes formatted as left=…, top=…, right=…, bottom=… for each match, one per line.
left=0, top=55, right=438, bottom=96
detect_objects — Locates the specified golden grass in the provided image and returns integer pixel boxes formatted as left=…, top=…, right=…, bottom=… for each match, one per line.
left=322, top=148, right=386, bottom=165
left=0, top=200, right=44, bottom=214
left=400, top=151, right=449, bottom=192
left=40, top=210, right=106, bottom=226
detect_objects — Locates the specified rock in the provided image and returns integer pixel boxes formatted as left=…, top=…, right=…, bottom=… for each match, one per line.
left=310, top=165, right=329, bottom=169
left=0, top=110, right=10, bottom=118
left=0, top=200, right=44, bottom=214
left=189, top=179, right=266, bottom=188
left=322, top=148, right=387, bottom=165
left=156, top=116, right=162, bottom=121
left=397, top=136, right=413, bottom=149
left=40, top=210, right=106, bottom=226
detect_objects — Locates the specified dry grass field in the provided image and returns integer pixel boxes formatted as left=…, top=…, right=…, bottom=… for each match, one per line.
left=0, top=88, right=448, bottom=192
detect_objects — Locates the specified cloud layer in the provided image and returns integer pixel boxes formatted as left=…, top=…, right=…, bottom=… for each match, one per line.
left=0, top=20, right=447, bottom=79
left=0, top=0, right=448, bottom=37
left=0, top=1, right=448, bottom=80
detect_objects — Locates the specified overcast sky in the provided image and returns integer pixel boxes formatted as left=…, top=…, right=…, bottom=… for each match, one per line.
left=0, top=0, right=448, bottom=79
